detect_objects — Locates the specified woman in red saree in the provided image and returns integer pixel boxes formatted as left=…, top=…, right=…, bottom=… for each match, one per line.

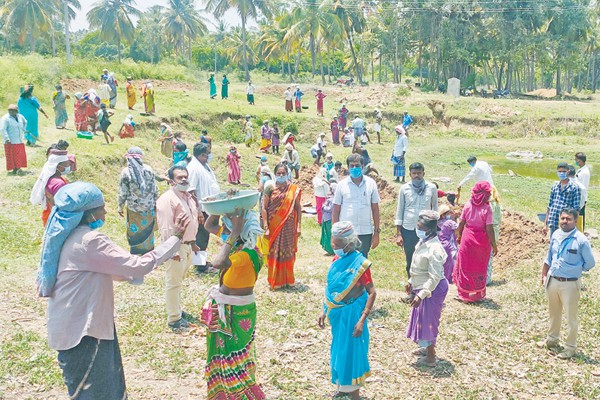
left=262, top=162, right=302, bottom=289
left=453, top=181, right=497, bottom=302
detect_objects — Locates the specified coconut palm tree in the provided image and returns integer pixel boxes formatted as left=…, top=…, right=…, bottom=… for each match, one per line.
left=327, top=0, right=366, bottom=84
left=162, top=0, right=207, bottom=64
left=205, top=0, right=272, bottom=81
left=87, top=0, right=140, bottom=62
left=0, top=0, right=57, bottom=52
left=63, top=0, right=81, bottom=64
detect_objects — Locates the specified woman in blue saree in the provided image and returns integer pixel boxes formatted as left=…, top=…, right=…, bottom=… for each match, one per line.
left=318, top=221, right=377, bottom=400
left=18, top=84, right=48, bottom=145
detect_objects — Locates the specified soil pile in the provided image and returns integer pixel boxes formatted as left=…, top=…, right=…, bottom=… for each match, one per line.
left=59, top=78, right=196, bottom=94
left=475, top=104, right=521, bottom=118
left=527, top=88, right=557, bottom=98
left=368, top=173, right=397, bottom=201
left=495, top=209, right=547, bottom=269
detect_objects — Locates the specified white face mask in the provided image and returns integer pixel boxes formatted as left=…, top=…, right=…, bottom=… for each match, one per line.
left=60, top=165, right=72, bottom=175
left=416, top=229, right=428, bottom=240
left=174, top=182, right=189, bottom=192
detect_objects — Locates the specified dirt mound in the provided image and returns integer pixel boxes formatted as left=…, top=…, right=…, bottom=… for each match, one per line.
left=59, top=78, right=196, bottom=94
left=527, top=88, right=557, bottom=98
left=368, top=173, right=397, bottom=201
left=335, top=86, right=397, bottom=110
left=475, top=104, right=521, bottom=117
left=495, top=209, right=547, bottom=269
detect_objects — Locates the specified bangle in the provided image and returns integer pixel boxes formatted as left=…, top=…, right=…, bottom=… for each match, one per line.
left=225, top=236, right=237, bottom=247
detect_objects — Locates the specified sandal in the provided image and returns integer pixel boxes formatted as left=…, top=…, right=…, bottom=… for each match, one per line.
left=416, top=356, right=437, bottom=367
left=411, top=348, right=427, bottom=356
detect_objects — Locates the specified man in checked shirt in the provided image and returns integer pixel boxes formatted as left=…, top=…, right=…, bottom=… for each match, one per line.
left=544, top=162, right=581, bottom=237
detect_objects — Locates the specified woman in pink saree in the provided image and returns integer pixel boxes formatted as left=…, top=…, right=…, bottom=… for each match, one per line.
left=453, top=181, right=497, bottom=302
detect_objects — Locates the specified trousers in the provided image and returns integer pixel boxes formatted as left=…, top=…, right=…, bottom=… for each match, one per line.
left=165, top=244, right=192, bottom=323
left=546, top=277, right=581, bottom=351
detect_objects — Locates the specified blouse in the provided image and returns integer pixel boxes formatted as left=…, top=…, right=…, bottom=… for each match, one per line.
left=409, top=237, right=447, bottom=299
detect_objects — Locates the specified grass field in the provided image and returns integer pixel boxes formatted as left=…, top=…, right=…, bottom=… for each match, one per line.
left=0, top=58, right=599, bottom=399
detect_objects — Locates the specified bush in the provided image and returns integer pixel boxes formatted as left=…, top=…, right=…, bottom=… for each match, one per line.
left=220, top=119, right=245, bottom=144
left=397, top=86, right=411, bottom=97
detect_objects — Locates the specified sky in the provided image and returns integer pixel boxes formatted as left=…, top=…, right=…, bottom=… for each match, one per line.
left=74, top=0, right=250, bottom=32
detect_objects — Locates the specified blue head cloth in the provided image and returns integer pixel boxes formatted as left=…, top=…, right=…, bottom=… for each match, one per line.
left=37, top=182, right=105, bottom=297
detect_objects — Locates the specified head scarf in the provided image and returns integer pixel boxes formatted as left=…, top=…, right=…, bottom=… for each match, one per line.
left=125, top=147, right=147, bottom=194
left=470, top=181, right=492, bottom=206
left=395, top=125, right=406, bottom=135
left=37, top=182, right=105, bottom=297
left=30, top=154, right=70, bottom=206
left=332, top=220, right=354, bottom=238
left=221, top=210, right=264, bottom=250
left=173, top=149, right=189, bottom=165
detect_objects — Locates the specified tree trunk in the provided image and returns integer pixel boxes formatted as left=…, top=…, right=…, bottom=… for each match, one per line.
left=592, top=51, right=597, bottom=93
left=347, top=32, right=362, bottom=84
left=418, top=44, right=423, bottom=82
left=29, top=31, right=35, bottom=53
left=378, top=51, right=382, bottom=82
left=51, top=29, right=57, bottom=57
left=117, top=35, right=122, bottom=63
left=394, top=40, right=398, bottom=83
left=371, top=51, right=374, bottom=82
left=556, top=62, right=562, bottom=96
left=320, top=46, right=326, bottom=85
left=241, top=16, right=250, bottom=81
left=281, top=59, right=285, bottom=77
left=294, top=50, right=301, bottom=81
left=310, top=32, right=316, bottom=77
left=214, top=46, right=218, bottom=73
left=505, top=61, right=512, bottom=91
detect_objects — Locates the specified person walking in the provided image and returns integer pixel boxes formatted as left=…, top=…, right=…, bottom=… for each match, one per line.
left=539, top=208, right=595, bottom=359
left=338, top=104, right=349, bottom=130
left=125, top=77, right=136, bottom=110
left=284, top=87, right=293, bottom=111
left=544, top=162, right=581, bottom=237
left=18, top=84, right=48, bottom=146
left=246, top=81, right=256, bottom=105
left=107, top=73, right=118, bottom=108
left=30, top=152, right=71, bottom=226
left=294, top=87, right=304, bottom=112
left=141, top=82, right=155, bottom=115
left=226, top=145, right=242, bottom=184
left=331, top=116, right=340, bottom=145
left=1, top=104, right=28, bottom=175
left=156, top=165, right=199, bottom=331
left=402, top=110, right=413, bottom=134
left=395, top=162, right=438, bottom=278
left=208, top=74, right=217, bottom=99
left=373, top=109, right=383, bottom=144
left=391, top=125, right=408, bottom=183
left=39, top=182, right=189, bottom=400
left=316, top=89, right=326, bottom=116
left=118, top=147, right=160, bottom=256
left=332, top=154, right=381, bottom=258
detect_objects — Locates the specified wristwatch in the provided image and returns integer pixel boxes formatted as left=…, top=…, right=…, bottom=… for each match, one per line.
left=375, top=228, right=381, bottom=233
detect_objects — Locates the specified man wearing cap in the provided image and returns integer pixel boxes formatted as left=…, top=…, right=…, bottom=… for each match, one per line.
left=1, top=104, right=28, bottom=175
left=457, top=156, right=494, bottom=192
left=392, top=125, right=408, bottom=183
left=283, top=143, right=300, bottom=179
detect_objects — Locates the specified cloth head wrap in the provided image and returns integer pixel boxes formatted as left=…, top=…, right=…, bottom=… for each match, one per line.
left=125, top=147, right=147, bottom=194
left=471, top=181, right=492, bottom=206
left=395, top=125, right=406, bottom=134
left=419, top=210, right=440, bottom=221
left=30, top=154, right=70, bottom=206
left=331, top=220, right=354, bottom=238
left=221, top=210, right=264, bottom=250
left=37, top=182, right=105, bottom=297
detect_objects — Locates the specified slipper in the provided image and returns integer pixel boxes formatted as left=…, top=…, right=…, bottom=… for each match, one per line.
left=111, top=136, right=115, bottom=143
left=416, top=356, right=437, bottom=367
left=411, top=348, right=427, bottom=356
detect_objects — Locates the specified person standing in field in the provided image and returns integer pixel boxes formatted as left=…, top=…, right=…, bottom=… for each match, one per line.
left=1, top=104, right=28, bottom=175
left=260, top=120, right=272, bottom=153
left=316, top=89, right=327, bottom=116
left=246, top=81, right=256, bottom=105
left=98, top=79, right=111, bottom=107
left=539, top=208, right=595, bottom=359
left=221, top=74, right=230, bottom=99
left=320, top=182, right=337, bottom=255
left=107, top=73, right=118, bottom=108
left=395, top=162, right=438, bottom=278
left=208, top=74, right=217, bottom=99
left=97, top=104, right=115, bottom=144
left=332, top=153, right=381, bottom=258
left=226, top=145, right=242, bottom=184
left=125, top=77, right=136, bottom=110
left=318, top=221, right=376, bottom=400
left=487, top=186, right=502, bottom=285
left=437, top=205, right=458, bottom=282
left=373, top=108, right=383, bottom=144
left=453, top=181, right=497, bottom=303
left=141, top=81, right=156, bottom=115
left=391, top=125, right=408, bottom=183
left=282, top=143, right=301, bottom=180
left=331, top=116, right=340, bottom=145
left=30, top=151, right=71, bottom=226
left=156, top=165, right=199, bottom=331
left=52, top=85, right=69, bottom=129
left=18, top=84, right=48, bottom=146
left=544, top=162, right=581, bottom=237
left=271, top=122, right=281, bottom=154
left=338, top=104, right=349, bottom=130
left=118, top=147, right=159, bottom=256
left=403, top=110, right=413, bottom=134
left=574, top=152, right=590, bottom=231
left=294, top=86, right=304, bottom=112
left=284, top=86, right=293, bottom=111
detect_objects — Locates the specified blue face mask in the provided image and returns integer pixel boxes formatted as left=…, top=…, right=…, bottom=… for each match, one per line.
left=333, top=248, right=346, bottom=257
left=349, top=166, right=362, bottom=179
left=275, top=175, right=288, bottom=184
left=416, top=229, right=428, bottom=239
left=89, top=216, right=104, bottom=230
left=469, top=162, right=476, bottom=167
left=207, top=153, right=213, bottom=163
left=557, top=172, right=568, bottom=180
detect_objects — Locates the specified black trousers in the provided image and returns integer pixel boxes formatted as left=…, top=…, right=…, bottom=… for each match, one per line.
left=195, top=211, right=210, bottom=265
left=58, top=333, right=127, bottom=400
left=401, top=227, right=419, bottom=278
left=358, top=234, right=373, bottom=258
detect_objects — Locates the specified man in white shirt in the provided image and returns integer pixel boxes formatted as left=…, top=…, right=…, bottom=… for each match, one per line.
left=284, top=87, right=293, bottom=111
left=283, top=143, right=300, bottom=179
left=575, top=152, right=590, bottom=231
left=392, top=125, right=408, bottom=183
left=1, top=104, right=28, bottom=175
left=332, top=153, right=381, bottom=258
left=187, top=142, right=220, bottom=274
left=457, top=156, right=494, bottom=191
left=395, top=162, right=438, bottom=277
left=246, top=81, right=256, bottom=105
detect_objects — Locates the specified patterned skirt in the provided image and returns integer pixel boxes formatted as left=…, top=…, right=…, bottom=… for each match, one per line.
left=391, top=155, right=405, bottom=177
left=126, top=209, right=156, bottom=255
left=4, top=143, right=27, bottom=170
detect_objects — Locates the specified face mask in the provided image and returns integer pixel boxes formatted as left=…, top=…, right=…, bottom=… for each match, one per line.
left=411, top=177, right=424, bottom=187
left=60, top=166, right=71, bottom=175
left=230, top=149, right=236, bottom=153
left=207, top=154, right=213, bottom=162
left=445, top=215, right=451, bottom=220
left=89, top=215, right=104, bottom=230
left=275, top=175, right=288, bottom=184
left=557, top=172, right=568, bottom=180
left=174, top=182, right=189, bottom=192
left=333, top=248, right=346, bottom=257
left=221, top=233, right=230, bottom=242
left=469, top=162, right=476, bottom=167
left=416, top=229, right=428, bottom=240
left=349, top=167, right=362, bottom=179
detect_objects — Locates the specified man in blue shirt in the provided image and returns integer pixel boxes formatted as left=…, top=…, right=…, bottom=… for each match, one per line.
left=544, top=162, right=580, bottom=236
left=402, top=111, right=413, bottom=134
left=540, top=208, right=595, bottom=359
